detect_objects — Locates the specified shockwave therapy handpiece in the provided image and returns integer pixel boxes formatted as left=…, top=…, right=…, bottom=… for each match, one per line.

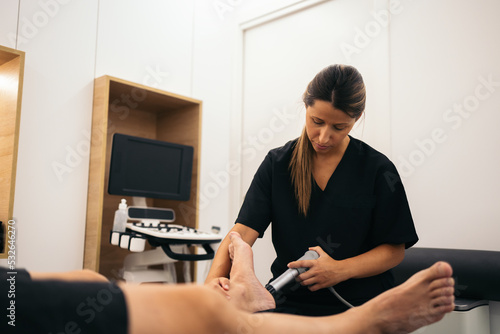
left=265, top=249, right=355, bottom=308
left=265, top=250, right=319, bottom=296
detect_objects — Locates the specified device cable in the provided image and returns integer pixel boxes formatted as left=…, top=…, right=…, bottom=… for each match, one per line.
left=328, top=286, right=354, bottom=308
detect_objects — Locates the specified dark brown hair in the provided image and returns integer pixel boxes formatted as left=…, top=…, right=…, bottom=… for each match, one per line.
left=289, top=65, right=366, bottom=216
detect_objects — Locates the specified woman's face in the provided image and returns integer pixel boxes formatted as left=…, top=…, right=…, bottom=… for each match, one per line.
left=305, top=100, right=359, bottom=155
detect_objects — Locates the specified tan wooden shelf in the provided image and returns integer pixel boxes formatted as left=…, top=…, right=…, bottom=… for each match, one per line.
left=0, top=45, right=25, bottom=259
left=83, top=76, right=202, bottom=279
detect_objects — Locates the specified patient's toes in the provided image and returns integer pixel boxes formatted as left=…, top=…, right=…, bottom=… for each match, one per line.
left=431, top=295, right=455, bottom=308
left=429, top=277, right=454, bottom=291
left=433, top=262, right=453, bottom=278
left=435, top=286, right=455, bottom=298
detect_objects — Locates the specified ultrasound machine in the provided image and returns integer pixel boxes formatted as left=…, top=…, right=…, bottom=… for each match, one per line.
left=107, top=133, right=222, bottom=284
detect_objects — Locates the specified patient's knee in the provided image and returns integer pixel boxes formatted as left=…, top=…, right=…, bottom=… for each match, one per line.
left=181, top=285, right=233, bottom=331
left=184, top=285, right=229, bottom=312
left=152, top=285, right=231, bottom=332
left=125, top=283, right=233, bottom=334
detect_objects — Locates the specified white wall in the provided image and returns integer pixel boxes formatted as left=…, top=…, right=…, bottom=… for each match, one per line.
left=5, top=0, right=99, bottom=271
left=390, top=0, right=500, bottom=251
left=0, top=0, right=19, bottom=48
left=94, top=0, right=195, bottom=96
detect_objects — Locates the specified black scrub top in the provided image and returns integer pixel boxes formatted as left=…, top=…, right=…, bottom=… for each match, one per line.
left=236, top=136, right=418, bottom=314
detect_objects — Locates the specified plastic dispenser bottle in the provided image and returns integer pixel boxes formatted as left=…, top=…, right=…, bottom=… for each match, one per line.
left=112, top=199, right=128, bottom=232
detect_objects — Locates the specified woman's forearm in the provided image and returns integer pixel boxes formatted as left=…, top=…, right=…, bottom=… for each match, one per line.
left=293, top=243, right=405, bottom=291
left=341, top=243, right=405, bottom=280
left=205, top=234, right=233, bottom=282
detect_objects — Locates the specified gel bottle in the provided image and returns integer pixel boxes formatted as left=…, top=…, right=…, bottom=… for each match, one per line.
left=112, top=198, right=128, bottom=232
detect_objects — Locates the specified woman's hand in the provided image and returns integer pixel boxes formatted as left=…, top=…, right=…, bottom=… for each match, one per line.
left=287, top=246, right=350, bottom=292
left=287, top=243, right=405, bottom=292
left=205, top=277, right=231, bottom=299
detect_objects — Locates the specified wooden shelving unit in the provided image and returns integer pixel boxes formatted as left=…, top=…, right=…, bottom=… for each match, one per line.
left=83, top=76, right=202, bottom=279
left=0, top=45, right=25, bottom=259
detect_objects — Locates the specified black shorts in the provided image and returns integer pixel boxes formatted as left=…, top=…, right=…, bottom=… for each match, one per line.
left=1, top=268, right=128, bottom=334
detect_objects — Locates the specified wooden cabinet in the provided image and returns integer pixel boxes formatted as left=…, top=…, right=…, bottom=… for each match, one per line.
left=83, top=76, right=202, bottom=278
left=0, top=45, right=25, bottom=259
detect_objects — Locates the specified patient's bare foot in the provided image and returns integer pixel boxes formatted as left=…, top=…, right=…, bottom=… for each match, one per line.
left=362, top=261, right=455, bottom=334
left=227, top=232, right=276, bottom=313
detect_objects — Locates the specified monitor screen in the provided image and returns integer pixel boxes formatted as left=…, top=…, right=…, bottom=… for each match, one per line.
left=108, top=133, right=193, bottom=201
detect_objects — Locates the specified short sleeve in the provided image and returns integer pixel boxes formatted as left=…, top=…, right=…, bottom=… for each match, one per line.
left=369, top=163, right=418, bottom=249
left=236, top=153, right=273, bottom=237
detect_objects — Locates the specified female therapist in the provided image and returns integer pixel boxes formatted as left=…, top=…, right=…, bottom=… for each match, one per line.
left=205, top=64, right=418, bottom=316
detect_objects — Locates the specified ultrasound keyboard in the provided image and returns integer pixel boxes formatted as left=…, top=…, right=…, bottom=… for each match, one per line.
left=126, top=222, right=222, bottom=242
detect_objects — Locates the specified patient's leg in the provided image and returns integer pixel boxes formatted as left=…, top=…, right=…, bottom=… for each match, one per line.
left=30, top=269, right=109, bottom=282
left=222, top=232, right=455, bottom=333
left=228, top=261, right=455, bottom=334
left=123, top=232, right=454, bottom=334
left=226, top=231, right=276, bottom=312
left=122, top=258, right=454, bottom=334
